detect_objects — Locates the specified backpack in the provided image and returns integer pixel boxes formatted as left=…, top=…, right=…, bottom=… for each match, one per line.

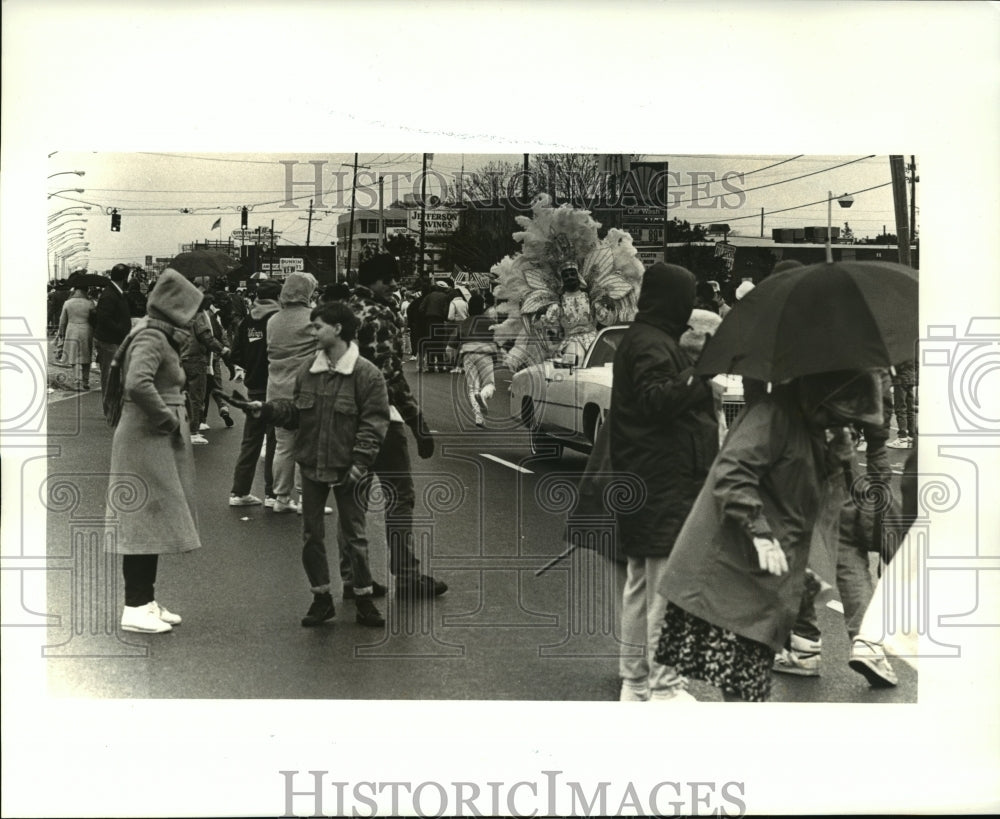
left=103, top=319, right=176, bottom=427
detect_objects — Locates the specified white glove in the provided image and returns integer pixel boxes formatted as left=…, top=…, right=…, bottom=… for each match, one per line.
left=752, top=537, right=788, bottom=576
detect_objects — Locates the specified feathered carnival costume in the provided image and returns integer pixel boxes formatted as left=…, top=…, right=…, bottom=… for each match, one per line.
left=491, top=195, right=645, bottom=371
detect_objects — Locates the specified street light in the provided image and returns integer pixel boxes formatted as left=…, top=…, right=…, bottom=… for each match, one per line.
left=47, top=171, right=86, bottom=180
left=49, top=206, right=91, bottom=222
left=49, top=233, right=87, bottom=249
left=47, top=218, right=88, bottom=233
left=48, top=188, right=85, bottom=199
left=826, top=191, right=854, bottom=263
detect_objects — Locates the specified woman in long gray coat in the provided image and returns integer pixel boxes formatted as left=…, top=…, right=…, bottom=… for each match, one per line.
left=654, top=369, right=884, bottom=701
left=106, top=269, right=205, bottom=634
left=56, top=285, right=95, bottom=390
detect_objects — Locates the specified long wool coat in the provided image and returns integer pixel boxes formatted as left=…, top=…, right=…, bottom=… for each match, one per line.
left=105, top=327, right=201, bottom=555
left=58, top=294, right=95, bottom=366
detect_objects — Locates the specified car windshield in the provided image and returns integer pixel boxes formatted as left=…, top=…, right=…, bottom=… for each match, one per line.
left=586, top=327, right=625, bottom=368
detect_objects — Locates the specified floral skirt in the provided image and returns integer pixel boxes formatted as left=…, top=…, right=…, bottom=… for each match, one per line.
left=654, top=602, right=776, bottom=702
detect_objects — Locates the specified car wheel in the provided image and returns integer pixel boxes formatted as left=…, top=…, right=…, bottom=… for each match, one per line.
left=589, top=407, right=605, bottom=448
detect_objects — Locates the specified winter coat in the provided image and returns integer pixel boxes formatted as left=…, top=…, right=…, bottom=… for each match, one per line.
left=657, top=389, right=830, bottom=652
left=105, top=270, right=205, bottom=556
left=349, top=286, right=420, bottom=426
left=420, top=289, right=451, bottom=321
left=266, top=273, right=318, bottom=402
left=180, top=309, right=224, bottom=370
left=232, top=298, right=280, bottom=396
left=57, top=293, right=95, bottom=365
left=266, top=343, right=389, bottom=483
left=92, top=283, right=133, bottom=345
left=608, top=263, right=719, bottom=558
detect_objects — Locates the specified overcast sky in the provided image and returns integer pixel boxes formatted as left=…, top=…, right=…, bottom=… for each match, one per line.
left=47, top=151, right=903, bottom=270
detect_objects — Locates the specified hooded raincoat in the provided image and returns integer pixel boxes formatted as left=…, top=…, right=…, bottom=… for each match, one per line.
left=608, top=263, right=719, bottom=558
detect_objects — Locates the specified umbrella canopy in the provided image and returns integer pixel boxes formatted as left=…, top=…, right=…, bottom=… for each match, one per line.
left=66, top=271, right=111, bottom=289
left=696, top=260, right=918, bottom=382
left=165, top=250, right=238, bottom=282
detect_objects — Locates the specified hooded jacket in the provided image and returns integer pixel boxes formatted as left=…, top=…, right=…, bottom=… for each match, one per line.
left=232, top=297, right=281, bottom=395
left=266, top=273, right=318, bottom=401
left=608, top=263, right=720, bottom=557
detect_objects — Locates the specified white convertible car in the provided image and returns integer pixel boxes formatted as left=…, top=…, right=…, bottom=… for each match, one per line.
left=510, top=324, right=744, bottom=459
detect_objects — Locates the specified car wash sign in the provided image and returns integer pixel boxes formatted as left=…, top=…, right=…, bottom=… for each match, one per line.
left=407, top=208, right=460, bottom=236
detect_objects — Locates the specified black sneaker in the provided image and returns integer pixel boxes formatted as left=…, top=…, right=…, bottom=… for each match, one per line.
left=343, top=581, right=388, bottom=600
left=355, top=596, right=385, bottom=627
left=301, top=593, right=335, bottom=627
left=221, top=409, right=235, bottom=428
left=395, top=574, right=448, bottom=599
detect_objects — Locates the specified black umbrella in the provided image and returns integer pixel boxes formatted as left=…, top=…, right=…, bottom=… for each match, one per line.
left=696, top=260, right=918, bottom=382
left=166, top=250, right=239, bottom=284
left=66, top=271, right=112, bottom=289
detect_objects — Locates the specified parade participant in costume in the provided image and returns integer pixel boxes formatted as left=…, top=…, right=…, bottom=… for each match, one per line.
left=447, top=293, right=499, bottom=428
left=491, top=195, right=644, bottom=372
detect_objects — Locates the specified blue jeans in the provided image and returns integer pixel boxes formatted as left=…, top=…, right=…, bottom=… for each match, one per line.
left=301, top=472, right=373, bottom=594
left=338, top=422, right=421, bottom=584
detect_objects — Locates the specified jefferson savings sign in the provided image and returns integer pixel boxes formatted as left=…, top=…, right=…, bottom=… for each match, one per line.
left=407, top=208, right=461, bottom=236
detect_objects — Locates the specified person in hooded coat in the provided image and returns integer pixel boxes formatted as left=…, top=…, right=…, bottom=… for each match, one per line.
left=609, top=262, right=720, bottom=702
left=105, top=269, right=205, bottom=634
left=654, top=369, right=885, bottom=701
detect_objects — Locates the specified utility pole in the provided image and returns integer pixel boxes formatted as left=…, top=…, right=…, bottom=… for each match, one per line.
left=889, top=155, right=911, bottom=267
left=523, top=154, right=529, bottom=203
left=378, top=175, right=385, bottom=251
left=270, top=219, right=275, bottom=268
left=908, top=155, right=918, bottom=244
left=346, top=153, right=359, bottom=278
left=305, top=199, right=314, bottom=247
left=760, top=207, right=764, bottom=238
left=419, top=152, right=428, bottom=277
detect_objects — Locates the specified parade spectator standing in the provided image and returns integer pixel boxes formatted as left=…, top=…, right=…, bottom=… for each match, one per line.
left=126, top=278, right=147, bottom=320
left=446, top=294, right=498, bottom=427
left=93, top=264, right=133, bottom=409
left=887, top=359, right=917, bottom=448
left=243, top=301, right=389, bottom=628
left=609, top=262, right=720, bottom=702
left=405, top=281, right=431, bottom=369
left=419, top=279, right=453, bottom=373
left=446, top=284, right=470, bottom=373
left=266, top=272, right=319, bottom=512
left=229, top=280, right=282, bottom=507
left=48, top=281, right=71, bottom=335
left=655, top=370, right=884, bottom=701
left=349, top=254, right=448, bottom=600
left=201, top=296, right=235, bottom=430
left=180, top=294, right=228, bottom=445
left=105, top=269, right=205, bottom=634
left=56, top=279, right=95, bottom=391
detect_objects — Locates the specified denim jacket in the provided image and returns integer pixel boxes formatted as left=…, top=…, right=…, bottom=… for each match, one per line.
left=267, top=343, right=389, bottom=483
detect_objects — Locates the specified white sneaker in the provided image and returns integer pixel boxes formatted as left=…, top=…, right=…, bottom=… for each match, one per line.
left=264, top=496, right=277, bottom=508
left=272, top=498, right=301, bottom=513
left=849, top=638, right=898, bottom=687
left=649, top=687, right=698, bottom=702
left=229, top=493, right=263, bottom=507
left=190, top=433, right=209, bottom=445
left=773, top=634, right=822, bottom=677
left=294, top=503, right=333, bottom=515
left=480, top=383, right=495, bottom=401
left=121, top=603, right=173, bottom=633
left=199, top=422, right=211, bottom=431
left=619, top=681, right=650, bottom=702
left=152, top=601, right=182, bottom=625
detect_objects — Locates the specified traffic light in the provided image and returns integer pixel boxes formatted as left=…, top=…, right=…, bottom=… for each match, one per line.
left=241, top=206, right=248, bottom=229
left=110, top=209, right=121, bottom=232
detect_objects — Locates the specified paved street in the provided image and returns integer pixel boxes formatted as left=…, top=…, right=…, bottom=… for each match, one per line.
left=41, top=358, right=916, bottom=702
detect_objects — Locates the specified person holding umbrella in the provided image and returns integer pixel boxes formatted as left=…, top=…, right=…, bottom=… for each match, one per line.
left=656, top=259, right=918, bottom=701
